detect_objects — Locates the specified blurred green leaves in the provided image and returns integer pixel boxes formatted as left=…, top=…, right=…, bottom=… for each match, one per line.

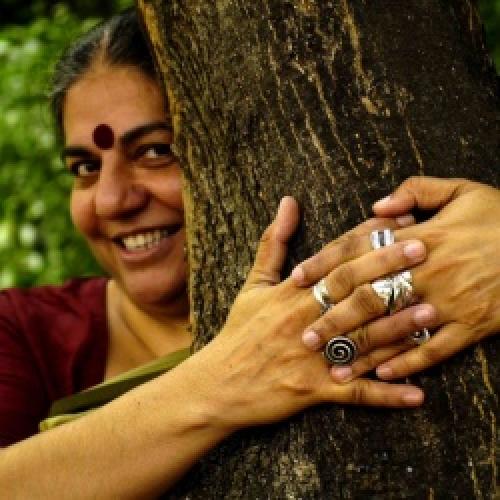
left=0, top=4, right=105, bottom=288
left=481, top=0, right=500, bottom=69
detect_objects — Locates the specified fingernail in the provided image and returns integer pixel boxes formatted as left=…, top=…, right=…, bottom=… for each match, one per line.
left=413, top=304, right=435, bottom=324
left=330, top=366, right=353, bottom=382
left=396, top=214, right=415, bottom=227
left=376, top=365, right=393, bottom=379
left=373, top=195, right=392, bottom=210
left=403, top=240, right=425, bottom=260
left=402, top=388, right=424, bottom=405
left=302, top=330, right=321, bottom=350
left=291, top=265, right=305, bottom=285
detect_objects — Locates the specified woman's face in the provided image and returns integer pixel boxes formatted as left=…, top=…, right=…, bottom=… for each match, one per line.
left=63, top=64, right=187, bottom=309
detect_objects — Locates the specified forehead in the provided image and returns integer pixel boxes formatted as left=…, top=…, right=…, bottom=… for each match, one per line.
left=63, top=65, right=168, bottom=144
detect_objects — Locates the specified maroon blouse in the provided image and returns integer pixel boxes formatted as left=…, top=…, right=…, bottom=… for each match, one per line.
left=0, top=277, right=108, bottom=446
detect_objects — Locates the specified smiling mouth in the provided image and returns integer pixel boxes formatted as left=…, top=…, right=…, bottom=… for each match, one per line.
left=114, top=225, right=182, bottom=252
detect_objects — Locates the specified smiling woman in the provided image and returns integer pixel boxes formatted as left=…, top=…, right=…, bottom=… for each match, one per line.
left=63, top=64, right=187, bottom=313
left=2, top=6, right=497, bottom=498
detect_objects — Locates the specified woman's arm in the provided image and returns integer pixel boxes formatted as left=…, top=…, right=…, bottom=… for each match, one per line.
left=0, top=197, right=432, bottom=498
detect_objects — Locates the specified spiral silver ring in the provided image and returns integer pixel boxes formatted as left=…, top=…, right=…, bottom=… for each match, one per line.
left=324, top=336, right=358, bottom=365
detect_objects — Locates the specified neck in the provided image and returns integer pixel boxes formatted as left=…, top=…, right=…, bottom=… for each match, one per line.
left=107, top=280, right=192, bottom=363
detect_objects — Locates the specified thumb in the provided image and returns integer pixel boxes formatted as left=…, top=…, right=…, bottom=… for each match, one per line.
left=372, top=176, right=475, bottom=217
left=244, top=196, right=300, bottom=290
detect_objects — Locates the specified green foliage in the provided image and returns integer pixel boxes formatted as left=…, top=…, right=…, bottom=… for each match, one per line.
left=480, top=0, right=500, bottom=71
left=0, top=5, right=105, bottom=288
left=0, top=0, right=133, bottom=26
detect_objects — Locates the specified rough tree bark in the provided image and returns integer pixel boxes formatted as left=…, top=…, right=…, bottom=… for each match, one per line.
left=137, top=1, right=499, bottom=498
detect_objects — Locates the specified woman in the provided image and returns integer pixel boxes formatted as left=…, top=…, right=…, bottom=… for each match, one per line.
left=0, top=9, right=498, bottom=497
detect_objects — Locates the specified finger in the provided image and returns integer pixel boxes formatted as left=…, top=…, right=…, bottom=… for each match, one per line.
left=290, top=216, right=415, bottom=287
left=320, top=377, right=425, bottom=407
left=302, top=283, right=387, bottom=350
left=321, top=240, right=426, bottom=304
left=244, top=196, right=299, bottom=290
left=375, top=322, right=474, bottom=380
left=328, top=303, right=438, bottom=381
left=372, top=176, right=476, bottom=217
left=330, top=342, right=409, bottom=383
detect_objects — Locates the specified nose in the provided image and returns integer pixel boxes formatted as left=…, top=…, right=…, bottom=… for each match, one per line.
left=94, top=157, right=148, bottom=219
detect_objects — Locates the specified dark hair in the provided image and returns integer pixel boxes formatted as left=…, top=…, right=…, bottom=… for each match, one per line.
left=51, top=8, right=157, bottom=137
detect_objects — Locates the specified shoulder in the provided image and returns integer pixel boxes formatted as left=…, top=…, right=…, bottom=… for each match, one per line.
left=0, top=277, right=108, bottom=314
left=0, top=277, right=109, bottom=398
left=0, top=277, right=107, bottom=333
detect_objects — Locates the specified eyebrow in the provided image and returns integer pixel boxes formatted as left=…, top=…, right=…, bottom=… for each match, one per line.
left=61, top=121, right=173, bottom=160
left=119, top=121, right=172, bottom=146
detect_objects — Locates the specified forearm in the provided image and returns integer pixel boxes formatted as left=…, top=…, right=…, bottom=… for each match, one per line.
left=1, top=354, right=232, bottom=499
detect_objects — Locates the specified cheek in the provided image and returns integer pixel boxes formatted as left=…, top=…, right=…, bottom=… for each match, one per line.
left=70, top=190, right=97, bottom=237
left=158, top=166, right=184, bottom=211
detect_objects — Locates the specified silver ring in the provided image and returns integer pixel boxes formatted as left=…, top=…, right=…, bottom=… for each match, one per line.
left=370, top=229, right=395, bottom=250
left=324, top=336, right=358, bottom=365
left=371, top=277, right=393, bottom=309
left=312, top=278, right=333, bottom=314
left=370, top=230, right=425, bottom=347
left=408, top=328, right=431, bottom=345
left=390, top=270, right=415, bottom=313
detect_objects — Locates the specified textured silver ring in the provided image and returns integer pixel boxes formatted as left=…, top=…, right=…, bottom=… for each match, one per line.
left=370, top=229, right=395, bottom=250
left=390, top=270, right=415, bottom=313
left=371, top=277, right=394, bottom=309
left=324, top=336, right=358, bottom=365
left=312, top=278, right=333, bottom=314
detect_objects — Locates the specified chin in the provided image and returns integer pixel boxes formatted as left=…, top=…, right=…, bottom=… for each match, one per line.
left=119, top=264, right=188, bottom=311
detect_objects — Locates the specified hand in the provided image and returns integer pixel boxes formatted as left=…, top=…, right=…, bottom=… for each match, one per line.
left=297, top=176, right=500, bottom=383
left=368, top=176, right=500, bottom=380
left=194, top=197, right=430, bottom=432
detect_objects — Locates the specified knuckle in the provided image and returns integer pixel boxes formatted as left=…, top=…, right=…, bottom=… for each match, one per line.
left=354, top=285, right=385, bottom=316
left=316, top=313, right=342, bottom=338
left=352, top=325, right=372, bottom=353
left=404, top=176, right=420, bottom=190
left=259, top=226, right=273, bottom=246
left=419, top=343, right=443, bottom=366
left=330, top=263, right=356, bottom=297
left=362, top=217, right=396, bottom=232
left=301, top=253, right=326, bottom=282
left=281, top=370, right=314, bottom=397
left=337, top=234, right=362, bottom=261
left=350, top=379, right=371, bottom=404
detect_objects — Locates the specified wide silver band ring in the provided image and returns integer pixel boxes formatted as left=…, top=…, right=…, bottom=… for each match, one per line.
left=370, top=229, right=395, bottom=250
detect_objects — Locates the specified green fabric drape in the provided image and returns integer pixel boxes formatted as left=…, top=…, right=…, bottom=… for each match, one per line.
left=39, top=347, right=191, bottom=432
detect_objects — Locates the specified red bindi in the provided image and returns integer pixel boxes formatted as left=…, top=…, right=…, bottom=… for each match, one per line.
left=92, top=124, right=115, bottom=149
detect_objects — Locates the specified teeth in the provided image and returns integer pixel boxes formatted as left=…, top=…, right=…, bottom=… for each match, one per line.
left=122, top=229, right=171, bottom=251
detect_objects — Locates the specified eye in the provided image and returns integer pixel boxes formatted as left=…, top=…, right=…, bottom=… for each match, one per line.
left=69, top=160, right=100, bottom=177
left=136, top=143, right=173, bottom=161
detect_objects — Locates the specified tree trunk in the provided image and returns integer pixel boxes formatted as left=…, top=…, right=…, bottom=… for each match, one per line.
left=137, top=1, right=499, bottom=497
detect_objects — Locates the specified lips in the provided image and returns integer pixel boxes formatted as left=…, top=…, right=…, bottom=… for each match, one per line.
left=113, top=224, right=182, bottom=252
